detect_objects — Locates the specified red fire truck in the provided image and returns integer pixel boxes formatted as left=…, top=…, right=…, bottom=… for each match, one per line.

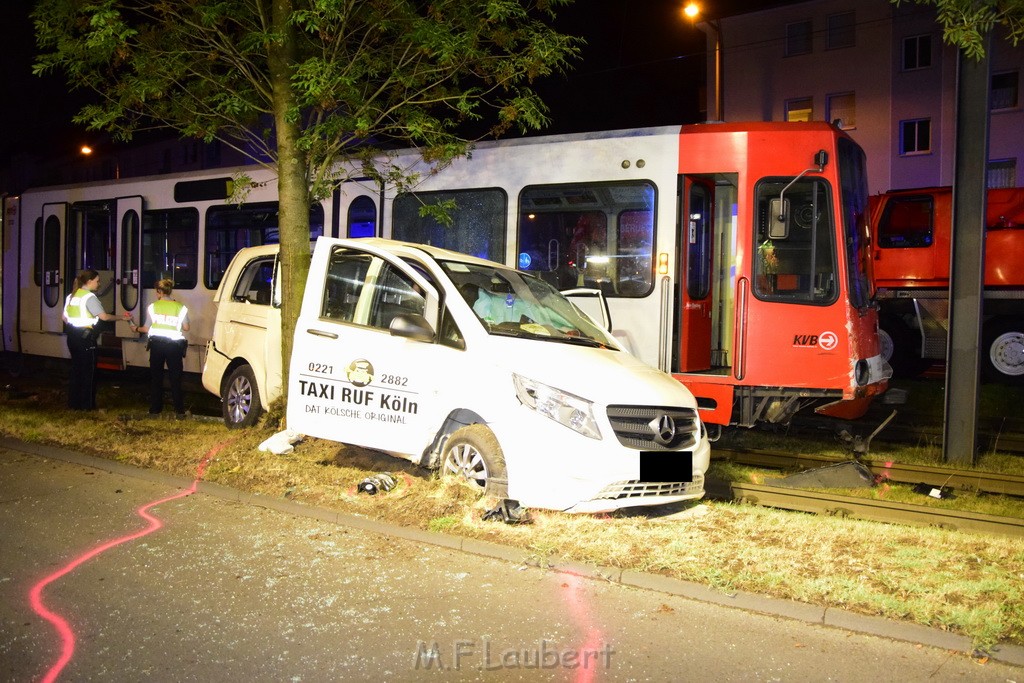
left=870, top=186, right=1024, bottom=384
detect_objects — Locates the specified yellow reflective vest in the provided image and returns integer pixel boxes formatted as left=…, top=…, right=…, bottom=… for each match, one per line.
left=63, top=288, right=99, bottom=328
left=147, top=299, right=188, bottom=341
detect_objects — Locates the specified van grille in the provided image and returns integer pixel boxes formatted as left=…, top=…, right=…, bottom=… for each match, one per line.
left=593, top=474, right=705, bottom=500
left=606, top=405, right=700, bottom=451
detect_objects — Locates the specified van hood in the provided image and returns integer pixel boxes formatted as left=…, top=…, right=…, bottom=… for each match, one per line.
left=486, top=336, right=697, bottom=409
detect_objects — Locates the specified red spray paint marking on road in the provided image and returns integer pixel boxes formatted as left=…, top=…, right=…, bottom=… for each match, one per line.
left=560, top=573, right=609, bottom=683
left=29, top=440, right=233, bottom=683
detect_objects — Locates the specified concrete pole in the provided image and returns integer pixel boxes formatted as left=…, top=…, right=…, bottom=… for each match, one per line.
left=943, top=35, right=991, bottom=465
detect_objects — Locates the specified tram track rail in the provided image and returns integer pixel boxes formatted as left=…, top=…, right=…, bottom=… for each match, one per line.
left=708, top=480, right=1024, bottom=537
left=713, top=447, right=1024, bottom=497
left=708, top=447, right=1024, bottom=537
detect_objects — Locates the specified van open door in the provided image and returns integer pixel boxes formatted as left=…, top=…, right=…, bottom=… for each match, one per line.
left=288, top=239, right=450, bottom=456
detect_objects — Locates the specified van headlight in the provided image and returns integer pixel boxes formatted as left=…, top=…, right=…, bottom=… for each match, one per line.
left=513, top=374, right=601, bottom=440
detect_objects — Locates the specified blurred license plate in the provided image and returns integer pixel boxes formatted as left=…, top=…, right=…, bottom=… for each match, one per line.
left=640, top=451, right=692, bottom=482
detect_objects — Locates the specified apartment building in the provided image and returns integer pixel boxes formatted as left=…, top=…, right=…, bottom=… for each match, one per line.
left=712, top=0, right=1023, bottom=193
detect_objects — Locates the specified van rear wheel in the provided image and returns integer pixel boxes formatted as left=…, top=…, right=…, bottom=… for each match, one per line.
left=441, top=424, right=509, bottom=498
left=222, top=364, right=262, bottom=428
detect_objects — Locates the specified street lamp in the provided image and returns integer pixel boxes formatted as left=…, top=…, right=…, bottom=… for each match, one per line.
left=684, top=2, right=723, bottom=121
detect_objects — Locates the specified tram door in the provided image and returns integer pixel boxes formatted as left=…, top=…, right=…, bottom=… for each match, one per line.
left=676, top=178, right=714, bottom=372
left=116, top=196, right=144, bottom=335
left=69, top=201, right=117, bottom=325
left=40, top=203, right=68, bottom=333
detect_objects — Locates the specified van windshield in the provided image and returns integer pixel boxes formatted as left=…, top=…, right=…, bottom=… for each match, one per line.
left=440, top=260, right=618, bottom=349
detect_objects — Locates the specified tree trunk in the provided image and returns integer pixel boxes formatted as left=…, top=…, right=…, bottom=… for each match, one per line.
left=269, top=0, right=311, bottom=421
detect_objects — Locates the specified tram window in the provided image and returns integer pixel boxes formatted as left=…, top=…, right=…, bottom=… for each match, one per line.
left=142, top=208, right=199, bottom=290
left=347, top=195, right=377, bottom=238
left=753, top=178, right=837, bottom=305
left=393, top=188, right=506, bottom=262
left=518, top=181, right=655, bottom=297
left=42, top=215, right=62, bottom=308
left=76, top=203, right=114, bottom=271
left=120, top=210, right=141, bottom=311
left=205, top=201, right=325, bottom=289
left=686, top=185, right=712, bottom=301
left=838, top=136, right=872, bottom=311
left=877, top=195, right=933, bottom=248
left=34, top=217, right=43, bottom=287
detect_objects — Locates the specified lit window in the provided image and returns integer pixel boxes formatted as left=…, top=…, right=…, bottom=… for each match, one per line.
left=987, top=159, right=1017, bottom=188
left=786, top=98, right=813, bottom=122
left=827, top=12, right=855, bottom=49
left=785, top=20, right=812, bottom=57
left=900, top=119, right=931, bottom=155
left=827, top=92, right=856, bottom=129
left=902, top=34, right=932, bottom=70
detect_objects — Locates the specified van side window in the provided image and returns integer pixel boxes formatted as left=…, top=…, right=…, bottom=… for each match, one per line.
left=322, top=250, right=372, bottom=322
left=369, top=263, right=426, bottom=330
left=231, top=257, right=276, bottom=305
left=878, top=195, right=934, bottom=248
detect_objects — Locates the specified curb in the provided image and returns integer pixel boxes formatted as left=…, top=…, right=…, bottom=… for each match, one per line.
left=4, top=436, right=1023, bottom=668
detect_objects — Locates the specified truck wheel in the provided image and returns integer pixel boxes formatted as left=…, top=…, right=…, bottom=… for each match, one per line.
left=441, top=424, right=509, bottom=498
left=983, top=319, right=1024, bottom=385
left=222, top=364, right=262, bottom=428
left=879, top=314, right=932, bottom=378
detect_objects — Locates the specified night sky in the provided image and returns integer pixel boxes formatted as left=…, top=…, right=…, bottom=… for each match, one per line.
left=1, top=1, right=764, bottom=166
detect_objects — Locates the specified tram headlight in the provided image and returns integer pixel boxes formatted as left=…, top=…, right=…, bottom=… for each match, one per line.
left=855, top=359, right=870, bottom=386
left=513, top=374, right=601, bottom=440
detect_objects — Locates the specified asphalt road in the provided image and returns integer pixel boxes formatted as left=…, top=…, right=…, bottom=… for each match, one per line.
left=2, top=445, right=1022, bottom=682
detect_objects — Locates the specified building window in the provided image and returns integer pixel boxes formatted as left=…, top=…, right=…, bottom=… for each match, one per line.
left=991, top=71, right=1019, bottom=111
left=785, top=20, right=812, bottom=57
left=786, top=98, right=814, bottom=122
left=827, top=92, right=856, bottom=129
left=902, top=34, right=932, bottom=70
left=900, top=119, right=931, bottom=155
left=826, top=12, right=855, bottom=49
left=987, top=159, right=1017, bottom=188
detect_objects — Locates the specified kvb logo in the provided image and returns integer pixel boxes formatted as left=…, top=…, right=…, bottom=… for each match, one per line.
left=793, top=330, right=838, bottom=349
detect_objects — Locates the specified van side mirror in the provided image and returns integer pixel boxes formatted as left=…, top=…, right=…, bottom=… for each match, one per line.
left=769, top=198, right=790, bottom=239
left=390, top=313, right=435, bottom=342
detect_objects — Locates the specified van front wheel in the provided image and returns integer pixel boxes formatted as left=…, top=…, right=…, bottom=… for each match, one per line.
left=222, top=364, right=262, bottom=428
left=441, top=424, right=509, bottom=498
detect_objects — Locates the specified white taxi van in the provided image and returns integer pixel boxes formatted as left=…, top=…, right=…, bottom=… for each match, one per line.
left=205, top=237, right=710, bottom=513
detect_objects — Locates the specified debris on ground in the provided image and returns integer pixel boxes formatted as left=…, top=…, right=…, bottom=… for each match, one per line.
left=357, top=473, right=397, bottom=495
left=482, top=499, right=531, bottom=524
left=258, top=429, right=304, bottom=455
left=912, top=482, right=956, bottom=499
left=773, top=460, right=875, bottom=489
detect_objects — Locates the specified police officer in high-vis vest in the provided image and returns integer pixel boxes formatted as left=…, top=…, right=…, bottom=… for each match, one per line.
left=128, top=279, right=191, bottom=417
left=62, top=269, right=121, bottom=410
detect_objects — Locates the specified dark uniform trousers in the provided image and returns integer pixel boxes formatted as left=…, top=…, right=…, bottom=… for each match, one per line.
left=67, top=327, right=97, bottom=410
left=149, top=337, right=185, bottom=414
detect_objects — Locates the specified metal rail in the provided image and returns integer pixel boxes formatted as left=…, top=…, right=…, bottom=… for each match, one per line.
left=713, top=447, right=1024, bottom=498
left=725, top=481, right=1024, bottom=537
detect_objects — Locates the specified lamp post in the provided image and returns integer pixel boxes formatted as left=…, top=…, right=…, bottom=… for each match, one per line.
left=684, top=3, right=723, bottom=121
